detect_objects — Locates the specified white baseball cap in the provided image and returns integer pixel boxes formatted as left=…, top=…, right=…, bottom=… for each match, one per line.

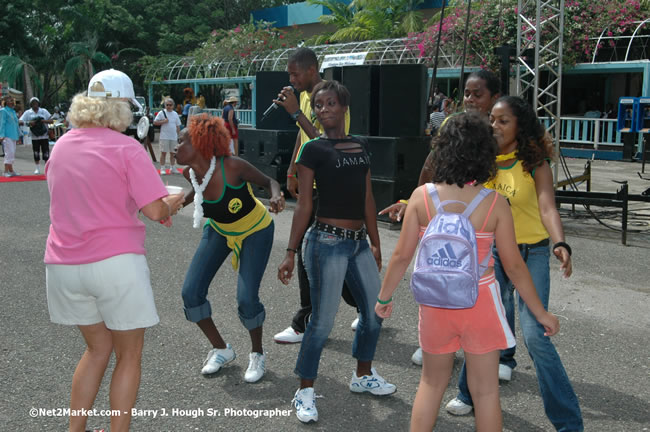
left=87, top=69, right=142, bottom=110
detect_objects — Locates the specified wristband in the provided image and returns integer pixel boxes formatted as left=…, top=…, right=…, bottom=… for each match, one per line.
left=287, top=173, right=297, bottom=178
left=553, top=241, right=572, bottom=256
left=398, top=199, right=409, bottom=205
left=286, top=247, right=298, bottom=254
left=290, top=109, right=301, bottom=121
left=377, top=296, right=393, bottom=305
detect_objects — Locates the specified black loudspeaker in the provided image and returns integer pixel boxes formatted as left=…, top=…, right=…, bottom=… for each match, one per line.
left=371, top=178, right=419, bottom=218
left=255, top=71, right=298, bottom=131
left=341, top=66, right=380, bottom=136
left=238, top=128, right=297, bottom=166
left=378, top=64, right=427, bottom=137
left=323, top=67, right=342, bottom=82
left=249, top=163, right=290, bottom=198
left=367, top=136, right=431, bottom=180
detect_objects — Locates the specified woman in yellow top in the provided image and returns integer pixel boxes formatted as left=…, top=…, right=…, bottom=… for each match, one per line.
left=446, top=96, right=583, bottom=432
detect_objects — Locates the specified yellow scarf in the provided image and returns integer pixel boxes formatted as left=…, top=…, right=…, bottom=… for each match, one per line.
left=496, top=150, right=517, bottom=162
left=206, top=198, right=272, bottom=270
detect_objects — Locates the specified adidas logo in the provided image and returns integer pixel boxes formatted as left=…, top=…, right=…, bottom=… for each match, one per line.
left=427, top=243, right=462, bottom=268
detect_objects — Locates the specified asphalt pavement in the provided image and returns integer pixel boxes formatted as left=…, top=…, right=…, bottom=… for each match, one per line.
left=1, top=142, right=649, bottom=431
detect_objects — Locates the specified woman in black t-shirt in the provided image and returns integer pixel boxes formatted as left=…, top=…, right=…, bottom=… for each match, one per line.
left=278, top=80, right=396, bottom=424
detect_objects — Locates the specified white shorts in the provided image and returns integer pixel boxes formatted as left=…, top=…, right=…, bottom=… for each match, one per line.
left=46, top=253, right=159, bottom=330
left=2, top=138, right=16, bottom=164
left=159, top=139, right=177, bottom=153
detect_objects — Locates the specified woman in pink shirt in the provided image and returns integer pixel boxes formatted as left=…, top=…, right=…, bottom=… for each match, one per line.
left=44, top=69, right=184, bottom=432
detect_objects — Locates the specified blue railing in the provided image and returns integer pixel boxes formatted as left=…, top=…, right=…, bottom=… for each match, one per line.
left=539, top=116, right=644, bottom=150
left=196, top=108, right=254, bottom=127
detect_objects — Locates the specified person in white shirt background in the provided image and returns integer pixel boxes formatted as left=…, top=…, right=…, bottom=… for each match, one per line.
left=19, top=97, right=53, bottom=174
left=153, top=98, right=182, bottom=175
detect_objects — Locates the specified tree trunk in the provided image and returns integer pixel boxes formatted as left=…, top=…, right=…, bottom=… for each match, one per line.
left=87, top=59, right=93, bottom=82
left=23, top=64, right=34, bottom=101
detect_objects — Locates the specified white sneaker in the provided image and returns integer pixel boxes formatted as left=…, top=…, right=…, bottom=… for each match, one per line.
left=445, top=397, right=473, bottom=416
left=34, top=167, right=40, bottom=174
left=292, top=387, right=318, bottom=423
left=172, top=165, right=179, bottom=174
left=273, top=326, right=303, bottom=344
left=349, top=367, right=396, bottom=395
left=160, top=167, right=167, bottom=176
left=411, top=347, right=423, bottom=366
left=499, top=364, right=513, bottom=381
left=351, top=317, right=359, bottom=331
left=201, top=344, right=236, bottom=375
left=244, top=352, right=266, bottom=383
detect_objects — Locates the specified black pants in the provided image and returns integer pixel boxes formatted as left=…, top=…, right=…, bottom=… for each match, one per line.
left=291, top=191, right=358, bottom=333
left=32, top=138, right=49, bottom=163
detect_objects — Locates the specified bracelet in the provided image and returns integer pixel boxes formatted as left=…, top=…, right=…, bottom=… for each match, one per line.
left=377, top=296, right=393, bottom=305
left=287, top=173, right=297, bottom=178
left=165, top=201, right=172, bottom=218
left=553, top=241, right=572, bottom=256
left=286, top=247, right=298, bottom=254
left=398, top=199, right=409, bottom=205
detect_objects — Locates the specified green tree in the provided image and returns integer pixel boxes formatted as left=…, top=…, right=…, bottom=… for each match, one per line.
left=0, top=55, right=41, bottom=100
left=64, top=35, right=112, bottom=83
left=307, top=0, right=427, bottom=44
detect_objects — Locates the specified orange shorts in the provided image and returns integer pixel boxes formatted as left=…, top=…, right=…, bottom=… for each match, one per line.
left=418, top=273, right=515, bottom=355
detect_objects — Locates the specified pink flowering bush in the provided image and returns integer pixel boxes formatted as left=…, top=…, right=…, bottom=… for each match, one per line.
left=193, top=20, right=300, bottom=66
left=408, top=0, right=649, bottom=72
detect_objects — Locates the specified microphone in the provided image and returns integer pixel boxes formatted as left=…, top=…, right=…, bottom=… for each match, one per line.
left=261, top=102, right=279, bottom=121
left=261, top=86, right=295, bottom=121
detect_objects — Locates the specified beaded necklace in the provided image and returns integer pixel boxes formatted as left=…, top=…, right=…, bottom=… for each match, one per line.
left=189, top=156, right=217, bottom=228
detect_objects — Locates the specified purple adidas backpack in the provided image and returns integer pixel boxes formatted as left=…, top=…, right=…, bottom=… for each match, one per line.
left=410, top=184, right=492, bottom=309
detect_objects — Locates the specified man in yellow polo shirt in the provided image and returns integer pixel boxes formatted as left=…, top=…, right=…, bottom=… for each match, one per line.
left=272, top=47, right=354, bottom=344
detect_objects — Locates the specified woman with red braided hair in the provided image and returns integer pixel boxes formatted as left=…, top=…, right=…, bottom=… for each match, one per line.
left=176, top=114, right=285, bottom=383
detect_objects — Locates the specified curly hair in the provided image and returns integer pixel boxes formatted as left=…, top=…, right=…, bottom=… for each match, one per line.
left=495, top=96, right=554, bottom=173
left=431, top=112, right=497, bottom=187
left=310, top=80, right=350, bottom=109
left=188, top=114, right=232, bottom=159
left=67, top=92, right=132, bottom=131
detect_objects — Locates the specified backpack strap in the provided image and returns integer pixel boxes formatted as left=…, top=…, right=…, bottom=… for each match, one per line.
left=462, top=187, right=492, bottom=218
left=427, top=183, right=468, bottom=213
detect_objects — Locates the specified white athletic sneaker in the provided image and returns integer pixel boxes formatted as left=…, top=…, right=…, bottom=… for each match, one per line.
left=201, top=344, right=236, bottom=375
left=160, top=167, right=167, bottom=176
left=351, top=316, right=359, bottom=331
left=445, top=397, right=473, bottom=416
left=499, top=364, right=513, bottom=381
left=273, top=326, right=303, bottom=344
left=349, top=367, right=396, bottom=395
left=411, top=347, right=423, bottom=366
left=244, top=352, right=266, bottom=383
left=34, top=167, right=40, bottom=174
left=292, top=387, right=318, bottom=423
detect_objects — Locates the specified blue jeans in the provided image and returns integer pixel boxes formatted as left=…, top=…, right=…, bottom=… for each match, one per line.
left=457, top=243, right=583, bottom=432
left=294, top=227, right=383, bottom=380
left=181, top=222, right=273, bottom=330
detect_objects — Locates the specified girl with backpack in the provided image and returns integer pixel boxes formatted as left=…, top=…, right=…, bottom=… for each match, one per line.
left=446, top=96, right=583, bottom=431
left=375, top=112, right=559, bottom=432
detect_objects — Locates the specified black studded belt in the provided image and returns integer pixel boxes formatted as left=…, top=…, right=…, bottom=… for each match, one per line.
left=314, top=221, right=367, bottom=241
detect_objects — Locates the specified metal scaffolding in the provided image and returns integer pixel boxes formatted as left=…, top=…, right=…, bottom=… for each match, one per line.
left=516, top=0, right=565, bottom=180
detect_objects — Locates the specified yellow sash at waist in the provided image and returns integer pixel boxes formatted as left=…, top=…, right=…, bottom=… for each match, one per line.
left=207, top=198, right=272, bottom=270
